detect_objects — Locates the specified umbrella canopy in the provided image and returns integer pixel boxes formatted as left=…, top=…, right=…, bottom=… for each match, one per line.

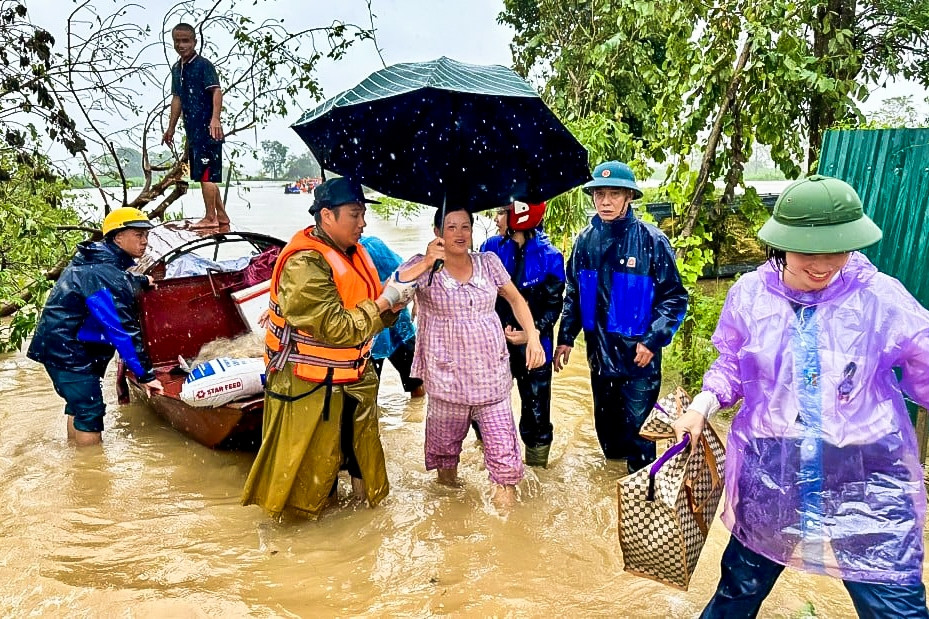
left=292, top=56, right=590, bottom=211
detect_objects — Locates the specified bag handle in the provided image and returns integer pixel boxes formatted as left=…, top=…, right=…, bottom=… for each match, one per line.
left=685, top=434, right=724, bottom=535
left=646, top=433, right=690, bottom=501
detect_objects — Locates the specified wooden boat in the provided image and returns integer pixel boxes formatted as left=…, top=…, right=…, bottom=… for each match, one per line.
left=116, top=221, right=285, bottom=449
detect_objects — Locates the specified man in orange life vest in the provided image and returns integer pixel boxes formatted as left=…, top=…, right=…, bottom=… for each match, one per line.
left=241, top=177, right=413, bottom=518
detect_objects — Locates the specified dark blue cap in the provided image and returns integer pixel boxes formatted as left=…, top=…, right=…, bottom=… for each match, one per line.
left=309, top=177, right=381, bottom=214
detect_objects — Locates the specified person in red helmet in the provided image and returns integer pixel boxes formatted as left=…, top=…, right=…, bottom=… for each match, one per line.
left=480, top=201, right=565, bottom=467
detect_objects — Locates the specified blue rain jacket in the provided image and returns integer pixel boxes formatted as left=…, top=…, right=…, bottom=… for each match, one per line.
left=480, top=231, right=565, bottom=362
left=557, top=209, right=688, bottom=377
left=27, top=240, right=156, bottom=382
left=359, top=236, right=416, bottom=360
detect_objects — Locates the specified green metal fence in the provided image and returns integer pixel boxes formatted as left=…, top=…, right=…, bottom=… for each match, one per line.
left=819, top=128, right=929, bottom=309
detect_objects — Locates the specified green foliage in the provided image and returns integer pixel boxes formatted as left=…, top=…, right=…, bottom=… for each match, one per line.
left=368, top=195, right=426, bottom=223
left=0, top=1, right=85, bottom=176
left=260, top=140, right=289, bottom=179
left=0, top=157, right=86, bottom=351
left=796, top=601, right=818, bottom=618
left=856, top=95, right=929, bottom=129
left=284, top=151, right=322, bottom=179
left=501, top=0, right=929, bottom=384
left=664, top=281, right=729, bottom=393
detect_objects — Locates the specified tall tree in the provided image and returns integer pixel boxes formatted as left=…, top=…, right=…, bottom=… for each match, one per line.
left=284, top=151, right=322, bottom=179
left=260, top=140, right=289, bottom=179
left=500, top=0, right=929, bottom=276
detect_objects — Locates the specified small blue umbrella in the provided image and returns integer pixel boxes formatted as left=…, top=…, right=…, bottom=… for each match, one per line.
left=292, top=56, right=590, bottom=212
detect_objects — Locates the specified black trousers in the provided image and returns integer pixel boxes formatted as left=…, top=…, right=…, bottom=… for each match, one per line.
left=702, top=536, right=929, bottom=618
left=511, top=360, right=554, bottom=448
left=589, top=373, right=661, bottom=472
left=371, top=337, right=423, bottom=393
left=339, top=396, right=362, bottom=479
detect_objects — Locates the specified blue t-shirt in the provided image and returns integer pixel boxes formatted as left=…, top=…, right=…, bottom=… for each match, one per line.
left=171, top=54, right=221, bottom=145
left=359, top=236, right=416, bottom=359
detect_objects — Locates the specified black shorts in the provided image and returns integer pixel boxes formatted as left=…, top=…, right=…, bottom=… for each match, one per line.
left=189, top=140, right=223, bottom=183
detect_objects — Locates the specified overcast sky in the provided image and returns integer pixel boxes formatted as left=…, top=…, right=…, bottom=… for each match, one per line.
left=36, top=0, right=927, bottom=174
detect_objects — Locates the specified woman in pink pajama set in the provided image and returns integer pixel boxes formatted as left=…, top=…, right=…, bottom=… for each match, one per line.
left=399, top=208, right=545, bottom=507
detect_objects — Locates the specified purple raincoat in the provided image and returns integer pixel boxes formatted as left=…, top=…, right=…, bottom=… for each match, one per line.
left=704, top=252, right=929, bottom=585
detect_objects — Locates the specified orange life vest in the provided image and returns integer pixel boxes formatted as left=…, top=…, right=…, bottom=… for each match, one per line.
left=265, top=227, right=382, bottom=384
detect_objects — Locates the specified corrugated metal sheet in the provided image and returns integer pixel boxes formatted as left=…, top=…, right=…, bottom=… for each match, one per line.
left=819, top=128, right=929, bottom=308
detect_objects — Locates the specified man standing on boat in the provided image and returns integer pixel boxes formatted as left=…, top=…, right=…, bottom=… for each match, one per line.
left=241, top=177, right=412, bottom=518
left=554, top=161, right=688, bottom=473
left=162, top=22, right=230, bottom=229
left=27, top=207, right=165, bottom=446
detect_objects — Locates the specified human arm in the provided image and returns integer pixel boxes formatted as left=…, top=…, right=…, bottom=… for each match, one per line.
left=671, top=285, right=746, bottom=442
left=209, top=86, right=223, bottom=140
left=499, top=281, right=544, bottom=369
left=640, top=233, right=689, bottom=355
left=554, top=245, right=580, bottom=371
left=534, top=251, right=566, bottom=335
left=887, top=278, right=929, bottom=407
left=278, top=251, right=392, bottom=346
left=396, top=238, right=445, bottom=284
left=79, top=268, right=161, bottom=393
left=162, top=95, right=182, bottom=145
left=483, top=252, right=543, bottom=370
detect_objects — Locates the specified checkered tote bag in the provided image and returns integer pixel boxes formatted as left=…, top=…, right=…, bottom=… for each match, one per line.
left=617, top=388, right=725, bottom=590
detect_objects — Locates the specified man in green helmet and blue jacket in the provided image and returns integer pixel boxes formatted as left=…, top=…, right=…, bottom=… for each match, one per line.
left=555, top=161, right=688, bottom=472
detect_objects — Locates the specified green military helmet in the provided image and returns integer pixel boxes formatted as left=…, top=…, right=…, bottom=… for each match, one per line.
left=757, top=175, right=882, bottom=253
left=583, top=160, right=643, bottom=199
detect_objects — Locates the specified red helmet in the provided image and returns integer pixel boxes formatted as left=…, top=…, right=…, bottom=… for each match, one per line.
left=507, top=201, right=546, bottom=231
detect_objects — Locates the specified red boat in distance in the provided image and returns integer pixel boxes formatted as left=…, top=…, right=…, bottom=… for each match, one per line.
left=117, top=221, right=284, bottom=449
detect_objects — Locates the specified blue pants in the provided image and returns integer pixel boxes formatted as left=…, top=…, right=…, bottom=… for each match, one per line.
left=702, top=536, right=929, bottom=618
left=45, top=366, right=106, bottom=433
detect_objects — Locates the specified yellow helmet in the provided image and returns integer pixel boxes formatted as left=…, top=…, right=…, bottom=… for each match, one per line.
left=102, top=207, right=153, bottom=236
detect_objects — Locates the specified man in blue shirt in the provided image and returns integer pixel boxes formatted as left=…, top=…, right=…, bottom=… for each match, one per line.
left=162, top=23, right=230, bottom=229
left=555, top=161, right=688, bottom=472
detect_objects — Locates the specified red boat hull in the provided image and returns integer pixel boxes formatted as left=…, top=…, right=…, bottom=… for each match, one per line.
left=119, top=224, right=284, bottom=450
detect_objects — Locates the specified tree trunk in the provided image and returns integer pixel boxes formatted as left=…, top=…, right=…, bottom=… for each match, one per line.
left=807, top=0, right=857, bottom=170
left=677, top=37, right=753, bottom=255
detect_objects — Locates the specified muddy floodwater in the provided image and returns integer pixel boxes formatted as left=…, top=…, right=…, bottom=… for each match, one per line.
left=1, top=184, right=924, bottom=617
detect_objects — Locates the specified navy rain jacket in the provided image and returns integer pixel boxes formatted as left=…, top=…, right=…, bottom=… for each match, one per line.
left=27, top=240, right=156, bottom=383
left=481, top=231, right=565, bottom=362
left=557, top=208, right=688, bottom=378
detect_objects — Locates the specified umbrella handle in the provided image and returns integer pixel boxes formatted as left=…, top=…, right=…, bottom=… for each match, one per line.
left=427, top=259, right=444, bottom=285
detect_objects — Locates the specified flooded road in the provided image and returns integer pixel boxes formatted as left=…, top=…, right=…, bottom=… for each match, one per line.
left=0, top=185, right=916, bottom=616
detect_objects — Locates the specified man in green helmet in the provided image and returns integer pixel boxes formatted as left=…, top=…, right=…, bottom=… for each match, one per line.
left=555, top=160, right=688, bottom=472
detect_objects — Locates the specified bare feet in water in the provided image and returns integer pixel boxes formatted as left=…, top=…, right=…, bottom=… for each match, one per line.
left=437, top=467, right=459, bottom=486
left=351, top=477, right=367, bottom=504
left=491, top=484, right=516, bottom=509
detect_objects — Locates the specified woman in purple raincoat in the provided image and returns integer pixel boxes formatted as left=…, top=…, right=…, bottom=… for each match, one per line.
left=674, top=175, right=929, bottom=618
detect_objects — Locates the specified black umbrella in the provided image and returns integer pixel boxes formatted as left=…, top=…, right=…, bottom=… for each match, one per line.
left=291, top=56, right=590, bottom=212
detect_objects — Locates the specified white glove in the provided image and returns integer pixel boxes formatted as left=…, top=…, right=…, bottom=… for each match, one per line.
left=378, top=273, right=416, bottom=306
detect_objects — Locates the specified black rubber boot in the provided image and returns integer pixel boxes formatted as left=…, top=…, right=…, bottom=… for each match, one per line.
left=524, top=444, right=551, bottom=468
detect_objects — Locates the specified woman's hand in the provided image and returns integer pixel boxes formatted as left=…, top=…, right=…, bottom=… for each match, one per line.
left=504, top=325, right=529, bottom=345
left=672, top=409, right=706, bottom=444
left=424, top=238, right=445, bottom=267
left=524, top=331, right=544, bottom=370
